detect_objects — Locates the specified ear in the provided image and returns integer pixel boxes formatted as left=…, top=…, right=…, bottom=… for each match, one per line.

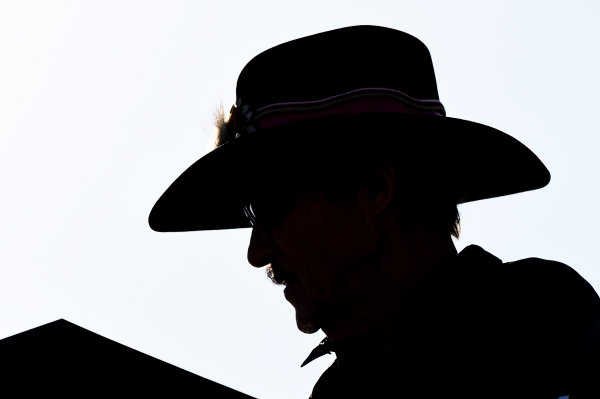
left=365, top=161, right=397, bottom=215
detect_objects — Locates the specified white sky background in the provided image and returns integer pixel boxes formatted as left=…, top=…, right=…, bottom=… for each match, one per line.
left=1, top=1, right=599, bottom=397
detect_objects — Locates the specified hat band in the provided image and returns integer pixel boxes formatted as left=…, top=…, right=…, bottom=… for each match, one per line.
left=252, top=87, right=446, bottom=129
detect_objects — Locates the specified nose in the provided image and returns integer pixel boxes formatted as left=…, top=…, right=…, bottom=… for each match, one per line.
left=247, top=226, right=278, bottom=268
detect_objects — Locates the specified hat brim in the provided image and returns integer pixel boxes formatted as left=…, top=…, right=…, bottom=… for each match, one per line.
left=148, top=114, right=550, bottom=232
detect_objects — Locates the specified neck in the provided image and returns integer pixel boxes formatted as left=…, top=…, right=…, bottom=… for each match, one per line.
left=322, top=224, right=458, bottom=357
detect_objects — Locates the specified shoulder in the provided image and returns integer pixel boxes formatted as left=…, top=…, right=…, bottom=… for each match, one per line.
left=505, top=255, right=589, bottom=283
left=500, top=255, right=600, bottom=314
left=460, top=245, right=599, bottom=307
left=463, top=247, right=600, bottom=397
left=482, top=249, right=600, bottom=397
left=501, top=254, right=600, bottom=350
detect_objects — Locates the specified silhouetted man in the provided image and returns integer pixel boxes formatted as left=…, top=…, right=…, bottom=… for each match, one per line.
left=149, top=26, right=600, bottom=398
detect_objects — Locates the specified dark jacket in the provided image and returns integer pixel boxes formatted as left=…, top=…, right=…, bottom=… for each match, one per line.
left=307, top=245, right=600, bottom=398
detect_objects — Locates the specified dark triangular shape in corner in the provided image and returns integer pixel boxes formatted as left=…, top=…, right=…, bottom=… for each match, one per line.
left=0, top=319, right=256, bottom=397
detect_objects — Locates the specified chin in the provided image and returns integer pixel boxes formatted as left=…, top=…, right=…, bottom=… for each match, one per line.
left=296, top=315, right=320, bottom=334
left=298, top=323, right=320, bottom=334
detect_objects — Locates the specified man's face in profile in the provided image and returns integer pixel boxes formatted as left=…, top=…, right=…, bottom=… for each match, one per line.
left=245, top=165, right=426, bottom=340
left=247, top=187, right=379, bottom=335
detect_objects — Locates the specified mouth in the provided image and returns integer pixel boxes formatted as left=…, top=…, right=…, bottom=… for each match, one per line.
left=266, top=264, right=298, bottom=286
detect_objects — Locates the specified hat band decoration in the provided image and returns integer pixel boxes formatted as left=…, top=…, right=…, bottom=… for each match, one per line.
left=229, top=87, right=446, bottom=139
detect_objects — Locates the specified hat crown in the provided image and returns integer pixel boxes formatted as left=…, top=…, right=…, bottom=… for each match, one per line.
left=236, top=25, right=441, bottom=111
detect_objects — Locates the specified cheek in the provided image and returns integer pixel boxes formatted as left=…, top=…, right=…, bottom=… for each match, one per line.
left=282, top=204, right=372, bottom=265
left=291, top=209, right=377, bottom=301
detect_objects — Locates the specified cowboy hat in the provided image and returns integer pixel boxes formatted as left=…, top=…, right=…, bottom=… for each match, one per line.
left=148, top=25, right=550, bottom=232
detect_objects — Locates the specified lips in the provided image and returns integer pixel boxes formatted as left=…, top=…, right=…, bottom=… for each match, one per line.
left=283, top=277, right=303, bottom=303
